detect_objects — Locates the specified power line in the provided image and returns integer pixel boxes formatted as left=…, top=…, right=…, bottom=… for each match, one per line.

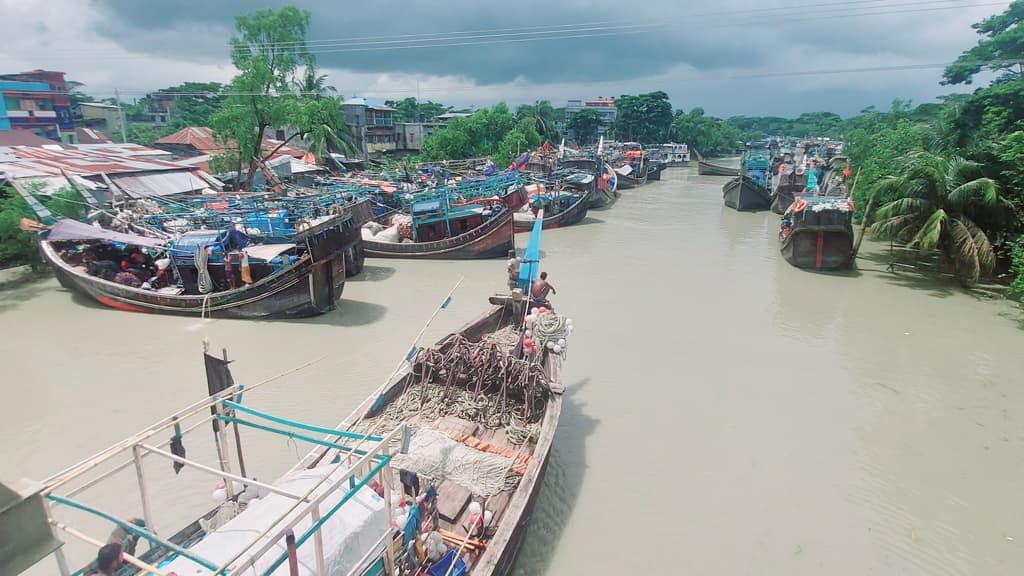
left=17, top=58, right=1024, bottom=99
left=7, top=0, right=998, bottom=59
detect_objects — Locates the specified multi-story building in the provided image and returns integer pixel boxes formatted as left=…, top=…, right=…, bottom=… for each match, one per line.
left=565, top=96, right=616, bottom=139
left=77, top=102, right=123, bottom=137
left=341, top=98, right=395, bottom=159
left=393, top=122, right=442, bottom=155
left=0, top=69, right=73, bottom=140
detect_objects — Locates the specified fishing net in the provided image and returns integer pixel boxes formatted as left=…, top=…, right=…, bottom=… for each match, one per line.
left=391, top=429, right=519, bottom=498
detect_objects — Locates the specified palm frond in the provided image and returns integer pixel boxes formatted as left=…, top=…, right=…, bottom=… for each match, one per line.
left=948, top=177, right=999, bottom=208
left=946, top=217, right=981, bottom=285
left=959, top=215, right=997, bottom=273
left=909, top=209, right=946, bottom=250
left=873, top=197, right=932, bottom=220
left=868, top=213, right=925, bottom=239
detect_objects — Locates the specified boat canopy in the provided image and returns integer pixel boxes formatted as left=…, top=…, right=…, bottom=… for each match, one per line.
left=44, top=218, right=167, bottom=248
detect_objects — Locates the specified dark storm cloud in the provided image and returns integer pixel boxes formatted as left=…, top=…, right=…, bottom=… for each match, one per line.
left=83, top=0, right=1005, bottom=114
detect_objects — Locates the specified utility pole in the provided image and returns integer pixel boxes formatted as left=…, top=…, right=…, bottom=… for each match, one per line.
left=114, top=87, right=127, bottom=144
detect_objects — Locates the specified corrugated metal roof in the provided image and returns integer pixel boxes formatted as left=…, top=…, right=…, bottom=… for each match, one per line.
left=0, top=130, right=57, bottom=147
left=155, top=126, right=306, bottom=157
left=109, top=170, right=216, bottom=198
left=73, top=127, right=114, bottom=144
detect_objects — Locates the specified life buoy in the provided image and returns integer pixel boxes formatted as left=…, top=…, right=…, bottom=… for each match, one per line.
left=793, top=198, right=808, bottom=213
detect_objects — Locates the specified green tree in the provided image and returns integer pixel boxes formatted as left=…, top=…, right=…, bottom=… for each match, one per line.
left=291, top=64, right=335, bottom=97
left=868, top=151, right=1005, bottom=285
left=670, top=108, right=741, bottom=157
left=209, top=6, right=337, bottom=189
left=0, top=191, right=41, bottom=269
left=418, top=103, right=518, bottom=161
left=515, top=100, right=559, bottom=142
left=567, top=109, right=603, bottom=146
left=495, top=119, right=542, bottom=166
left=612, top=91, right=673, bottom=144
left=943, top=1, right=1024, bottom=85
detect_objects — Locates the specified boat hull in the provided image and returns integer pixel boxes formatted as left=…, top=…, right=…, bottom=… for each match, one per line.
left=698, top=161, right=739, bottom=176
left=780, top=225, right=854, bottom=270
left=42, top=222, right=360, bottom=319
left=723, top=177, right=771, bottom=211
left=770, top=185, right=800, bottom=214
left=363, top=188, right=526, bottom=259
left=513, top=191, right=591, bottom=232
left=646, top=162, right=664, bottom=180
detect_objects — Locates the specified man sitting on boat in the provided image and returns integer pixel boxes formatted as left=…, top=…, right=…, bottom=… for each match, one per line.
left=531, top=271, right=557, bottom=309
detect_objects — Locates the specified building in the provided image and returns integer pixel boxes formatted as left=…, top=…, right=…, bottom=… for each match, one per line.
left=565, top=97, right=616, bottom=139
left=0, top=70, right=73, bottom=140
left=77, top=102, right=124, bottom=137
left=340, top=98, right=395, bottom=159
left=393, top=122, right=443, bottom=155
left=154, top=126, right=308, bottom=176
left=0, top=142, right=221, bottom=202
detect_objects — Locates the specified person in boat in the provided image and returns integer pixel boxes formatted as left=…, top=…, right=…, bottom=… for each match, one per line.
left=120, top=246, right=156, bottom=281
left=531, top=271, right=556, bottom=305
left=506, top=250, right=521, bottom=291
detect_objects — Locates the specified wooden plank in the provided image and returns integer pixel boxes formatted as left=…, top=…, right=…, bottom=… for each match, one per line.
left=435, top=481, right=472, bottom=524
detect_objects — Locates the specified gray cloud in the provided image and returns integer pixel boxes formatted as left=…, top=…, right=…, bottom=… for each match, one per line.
left=31, top=0, right=1018, bottom=115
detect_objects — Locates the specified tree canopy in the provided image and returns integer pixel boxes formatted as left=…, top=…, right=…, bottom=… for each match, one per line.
left=612, top=91, right=672, bottom=144
left=943, top=0, right=1024, bottom=85
left=567, top=109, right=604, bottom=146
left=209, top=6, right=349, bottom=188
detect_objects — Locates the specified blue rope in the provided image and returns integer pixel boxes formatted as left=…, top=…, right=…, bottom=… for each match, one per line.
left=222, top=400, right=382, bottom=442
left=259, top=455, right=392, bottom=576
left=45, top=494, right=220, bottom=572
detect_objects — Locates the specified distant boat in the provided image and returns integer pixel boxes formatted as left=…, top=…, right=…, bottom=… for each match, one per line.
left=589, top=162, right=619, bottom=208
left=779, top=195, right=855, bottom=270
left=362, top=185, right=526, bottom=259
left=698, top=161, right=739, bottom=176
left=723, top=176, right=772, bottom=211
left=646, top=160, right=665, bottom=181
left=513, top=180, right=591, bottom=232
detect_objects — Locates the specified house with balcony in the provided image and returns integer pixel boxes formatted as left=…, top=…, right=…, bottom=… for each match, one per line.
left=0, top=70, right=74, bottom=141
left=341, top=98, right=395, bottom=159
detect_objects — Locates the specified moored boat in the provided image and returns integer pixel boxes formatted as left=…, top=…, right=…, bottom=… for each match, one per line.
left=362, top=185, right=526, bottom=259
left=698, top=161, right=739, bottom=176
left=779, top=195, right=855, bottom=270
left=723, top=176, right=772, bottom=211
left=37, top=212, right=362, bottom=319
left=513, top=179, right=591, bottom=232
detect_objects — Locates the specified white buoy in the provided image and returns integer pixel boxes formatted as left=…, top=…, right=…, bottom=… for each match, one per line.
left=553, top=344, right=562, bottom=353
left=546, top=341, right=555, bottom=349
left=557, top=338, right=566, bottom=347
left=468, top=501, right=482, bottom=516
left=530, top=307, right=539, bottom=315
left=525, top=329, right=532, bottom=337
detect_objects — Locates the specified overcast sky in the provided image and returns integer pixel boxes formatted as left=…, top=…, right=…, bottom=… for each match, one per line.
left=0, top=0, right=1010, bottom=118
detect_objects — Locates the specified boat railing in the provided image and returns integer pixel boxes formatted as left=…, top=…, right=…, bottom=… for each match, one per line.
left=33, top=363, right=410, bottom=576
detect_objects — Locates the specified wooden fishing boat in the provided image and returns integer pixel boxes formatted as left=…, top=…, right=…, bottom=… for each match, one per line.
left=779, top=196, right=855, bottom=270
left=36, top=208, right=567, bottom=576
left=588, top=162, right=619, bottom=208
left=698, top=161, right=739, bottom=176
left=646, top=160, right=664, bottom=181
left=614, top=164, right=648, bottom=189
left=770, top=185, right=800, bottom=214
left=362, top=186, right=526, bottom=259
left=513, top=187, right=591, bottom=231
left=723, top=176, right=771, bottom=211
left=38, top=213, right=362, bottom=319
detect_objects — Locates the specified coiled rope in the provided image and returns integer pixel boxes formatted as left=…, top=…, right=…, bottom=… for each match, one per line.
left=196, top=245, right=213, bottom=295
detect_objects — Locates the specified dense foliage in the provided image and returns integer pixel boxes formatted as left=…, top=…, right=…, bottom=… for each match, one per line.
left=670, top=107, right=742, bottom=157
left=0, top=191, right=39, bottom=269
left=386, top=98, right=452, bottom=123
left=612, top=91, right=672, bottom=144
left=418, top=103, right=540, bottom=166
left=566, top=109, right=604, bottom=146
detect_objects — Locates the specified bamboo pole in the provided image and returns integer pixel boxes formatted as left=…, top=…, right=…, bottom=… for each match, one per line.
left=138, top=443, right=307, bottom=502
left=131, top=445, right=156, bottom=536
left=50, top=520, right=169, bottom=576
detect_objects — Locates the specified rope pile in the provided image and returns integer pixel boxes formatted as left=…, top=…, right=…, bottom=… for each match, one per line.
left=354, top=335, right=550, bottom=447
left=525, top=309, right=573, bottom=358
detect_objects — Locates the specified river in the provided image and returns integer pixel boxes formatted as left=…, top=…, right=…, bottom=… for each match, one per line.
left=2, top=165, right=1022, bottom=575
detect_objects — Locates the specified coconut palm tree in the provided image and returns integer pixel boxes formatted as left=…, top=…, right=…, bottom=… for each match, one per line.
left=516, top=100, right=559, bottom=142
left=868, top=150, right=1005, bottom=285
left=292, top=64, right=336, bottom=97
